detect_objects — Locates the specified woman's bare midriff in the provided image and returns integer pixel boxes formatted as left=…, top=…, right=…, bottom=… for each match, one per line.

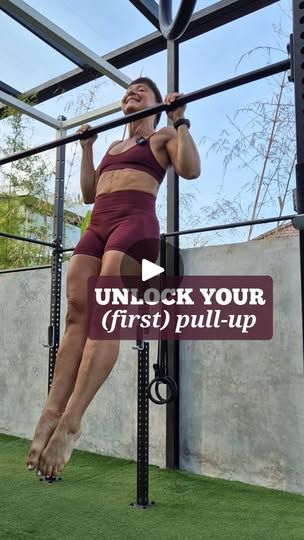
left=95, top=168, right=161, bottom=199
left=94, top=129, right=171, bottom=200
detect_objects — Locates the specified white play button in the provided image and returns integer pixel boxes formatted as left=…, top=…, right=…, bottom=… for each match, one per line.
left=142, top=258, right=164, bottom=282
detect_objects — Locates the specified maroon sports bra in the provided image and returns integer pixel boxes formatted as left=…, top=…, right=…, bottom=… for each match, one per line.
left=97, top=133, right=166, bottom=184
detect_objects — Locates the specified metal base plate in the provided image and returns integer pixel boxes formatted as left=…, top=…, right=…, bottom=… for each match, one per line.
left=129, top=500, right=155, bottom=509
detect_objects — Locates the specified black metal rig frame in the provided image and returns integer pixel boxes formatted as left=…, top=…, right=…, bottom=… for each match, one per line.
left=0, top=0, right=303, bottom=508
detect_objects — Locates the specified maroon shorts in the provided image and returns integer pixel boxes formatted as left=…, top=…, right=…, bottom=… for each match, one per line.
left=72, top=189, right=160, bottom=264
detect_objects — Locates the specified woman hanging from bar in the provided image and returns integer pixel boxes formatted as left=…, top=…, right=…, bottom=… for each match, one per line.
left=26, top=77, right=201, bottom=479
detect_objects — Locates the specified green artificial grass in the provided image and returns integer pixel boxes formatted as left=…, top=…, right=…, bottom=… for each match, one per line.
left=0, top=433, right=303, bottom=540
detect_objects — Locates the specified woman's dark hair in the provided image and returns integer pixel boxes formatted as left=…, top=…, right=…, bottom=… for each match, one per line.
left=128, top=77, right=162, bottom=128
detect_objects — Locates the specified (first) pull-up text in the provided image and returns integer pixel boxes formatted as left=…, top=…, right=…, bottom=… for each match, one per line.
left=87, top=275, right=273, bottom=340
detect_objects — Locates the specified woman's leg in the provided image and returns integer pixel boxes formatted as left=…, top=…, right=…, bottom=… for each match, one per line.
left=37, top=249, right=141, bottom=478
left=27, top=253, right=101, bottom=471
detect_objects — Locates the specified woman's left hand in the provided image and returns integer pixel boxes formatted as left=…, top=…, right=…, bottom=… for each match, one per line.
left=163, top=92, right=186, bottom=122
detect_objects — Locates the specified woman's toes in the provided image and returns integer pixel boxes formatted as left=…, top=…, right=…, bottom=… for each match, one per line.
left=38, top=459, right=46, bottom=476
left=45, top=465, right=53, bottom=479
left=27, top=449, right=40, bottom=470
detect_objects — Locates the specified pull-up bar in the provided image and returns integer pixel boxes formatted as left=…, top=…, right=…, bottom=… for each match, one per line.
left=0, top=58, right=289, bottom=166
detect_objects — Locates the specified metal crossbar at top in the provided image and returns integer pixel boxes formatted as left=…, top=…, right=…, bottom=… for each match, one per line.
left=0, top=89, right=61, bottom=128
left=0, top=0, right=131, bottom=88
left=0, top=0, right=280, bottom=115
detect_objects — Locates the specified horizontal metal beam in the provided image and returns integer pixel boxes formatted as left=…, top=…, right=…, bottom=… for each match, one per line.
left=0, top=230, right=55, bottom=247
left=0, top=80, right=20, bottom=97
left=0, top=213, right=298, bottom=262
left=56, top=213, right=300, bottom=254
left=0, top=90, right=60, bottom=128
left=184, top=0, right=279, bottom=41
left=0, top=264, right=51, bottom=274
left=0, top=0, right=131, bottom=88
left=0, top=58, right=289, bottom=166
left=62, top=100, right=123, bottom=130
left=128, top=0, right=160, bottom=29
left=0, top=0, right=279, bottom=118
left=161, top=214, right=299, bottom=238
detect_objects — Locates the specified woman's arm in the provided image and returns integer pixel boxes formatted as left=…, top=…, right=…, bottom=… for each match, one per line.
left=77, top=124, right=98, bottom=204
left=80, top=145, right=96, bottom=204
left=163, top=92, right=201, bottom=179
left=80, top=136, right=121, bottom=204
left=164, top=124, right=201, bottom=179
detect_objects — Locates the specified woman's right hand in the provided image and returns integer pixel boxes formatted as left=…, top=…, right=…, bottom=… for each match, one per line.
left=77, top=124, right=98, bottom=148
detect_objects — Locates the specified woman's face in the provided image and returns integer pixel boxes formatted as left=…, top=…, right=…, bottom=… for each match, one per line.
left=122, top=83, right=156, bottom=118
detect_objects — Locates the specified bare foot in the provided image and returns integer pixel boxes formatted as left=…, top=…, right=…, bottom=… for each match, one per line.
left=37, top=416, right=81, bottom=478
left=27, top=409, right=63, bottom=472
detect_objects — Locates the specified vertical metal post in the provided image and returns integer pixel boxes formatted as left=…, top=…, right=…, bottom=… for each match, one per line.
left=48, top=116, right=67, bottom=392
left=292, top=2, right=304, bottom=366
left=130, top=340, right=154, bottom=509
left=166, top=39, right=180, bottom=469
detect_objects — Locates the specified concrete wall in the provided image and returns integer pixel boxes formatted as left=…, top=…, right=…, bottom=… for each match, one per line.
left=1, top=235, right=303, bottom=494
left=179, top=235, right=304, bottom=495
left=0, top=266, right=165, bottom=467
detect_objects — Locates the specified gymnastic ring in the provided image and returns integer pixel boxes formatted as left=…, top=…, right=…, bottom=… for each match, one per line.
left=148, top=377, right=175, bottom=404
left=155, top=376, right=178, bottom=403
left=159, top=0, right=197, bottom=41
left=148, top=376, right=178, bottom=405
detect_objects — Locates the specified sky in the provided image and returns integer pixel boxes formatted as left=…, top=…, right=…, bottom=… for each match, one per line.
left=0, top=0, right=294, bottom=248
